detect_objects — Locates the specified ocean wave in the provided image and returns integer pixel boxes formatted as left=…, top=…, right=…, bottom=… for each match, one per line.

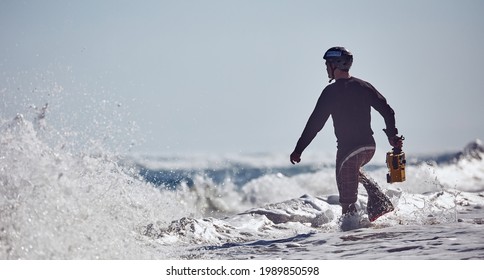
left=1, top=113, right=483, bottom=259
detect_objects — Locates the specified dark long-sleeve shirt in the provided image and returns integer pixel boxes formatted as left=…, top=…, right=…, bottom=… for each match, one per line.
left=293, top=76, right=397, bottom=157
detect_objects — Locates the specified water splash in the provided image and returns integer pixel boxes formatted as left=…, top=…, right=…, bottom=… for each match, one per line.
left=0, top=111, right=198, bottom=259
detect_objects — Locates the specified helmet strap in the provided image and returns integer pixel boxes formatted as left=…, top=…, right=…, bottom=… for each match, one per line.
left=328, top=64, right=336, bottom=83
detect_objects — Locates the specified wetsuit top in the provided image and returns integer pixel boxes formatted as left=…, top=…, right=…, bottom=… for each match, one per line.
left=293, top=76, right=397, bottom=157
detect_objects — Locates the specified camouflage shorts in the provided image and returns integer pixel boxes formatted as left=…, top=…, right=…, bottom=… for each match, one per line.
left=336, top=146, right=375, bottom=204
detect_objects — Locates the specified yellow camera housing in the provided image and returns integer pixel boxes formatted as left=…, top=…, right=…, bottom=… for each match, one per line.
left=386, top=150, right=406, bottom=183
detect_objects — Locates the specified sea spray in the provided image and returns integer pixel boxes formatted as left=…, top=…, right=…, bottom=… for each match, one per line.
left=0, top=111, right=201, bottom=259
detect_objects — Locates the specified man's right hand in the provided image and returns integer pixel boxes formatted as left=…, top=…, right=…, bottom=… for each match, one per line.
left=389, top=135, right=404, bottom=149
left=290, top=152, right=301, bottom=164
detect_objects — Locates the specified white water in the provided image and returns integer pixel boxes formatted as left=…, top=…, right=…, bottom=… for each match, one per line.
left=1, top=112, right=483, bottom=260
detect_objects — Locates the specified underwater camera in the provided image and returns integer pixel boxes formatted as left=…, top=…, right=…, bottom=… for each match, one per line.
left=386, top=136, right=406, bottom=183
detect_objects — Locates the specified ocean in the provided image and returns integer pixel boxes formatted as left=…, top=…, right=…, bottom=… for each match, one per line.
left=1, top=111, right=483, bottom=262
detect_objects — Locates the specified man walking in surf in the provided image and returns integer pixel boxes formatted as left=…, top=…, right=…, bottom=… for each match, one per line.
left=290, top=46, right=403, bottom=222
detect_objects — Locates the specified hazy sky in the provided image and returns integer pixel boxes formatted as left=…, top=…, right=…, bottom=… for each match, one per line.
left=1, top=0, right=483, bottom=157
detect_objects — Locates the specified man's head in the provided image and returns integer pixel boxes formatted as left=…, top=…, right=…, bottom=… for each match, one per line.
left=324, top=46, right=353, bottom=82
left=323, top=46, right=353, bottom=71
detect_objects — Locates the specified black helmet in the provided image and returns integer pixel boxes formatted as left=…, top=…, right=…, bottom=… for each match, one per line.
left=323, top=46, right=353, bottom=71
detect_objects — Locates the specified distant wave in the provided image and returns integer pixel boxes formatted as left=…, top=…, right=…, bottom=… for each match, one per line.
left=131, top=139, right=484, bottom=192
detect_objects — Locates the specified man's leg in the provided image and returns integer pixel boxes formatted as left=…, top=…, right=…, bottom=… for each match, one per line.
left=341, top=203, right=357, bottom=215
left=336, top=147, right=376, bottom=215
left=359, top=172, right=394, bottom=222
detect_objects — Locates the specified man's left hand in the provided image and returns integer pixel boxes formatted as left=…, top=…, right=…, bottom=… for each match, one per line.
left=290, top=152, right=301, bottom=164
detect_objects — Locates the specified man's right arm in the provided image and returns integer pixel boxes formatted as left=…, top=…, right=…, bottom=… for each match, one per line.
left=367, top=84, right=400, bottom=146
